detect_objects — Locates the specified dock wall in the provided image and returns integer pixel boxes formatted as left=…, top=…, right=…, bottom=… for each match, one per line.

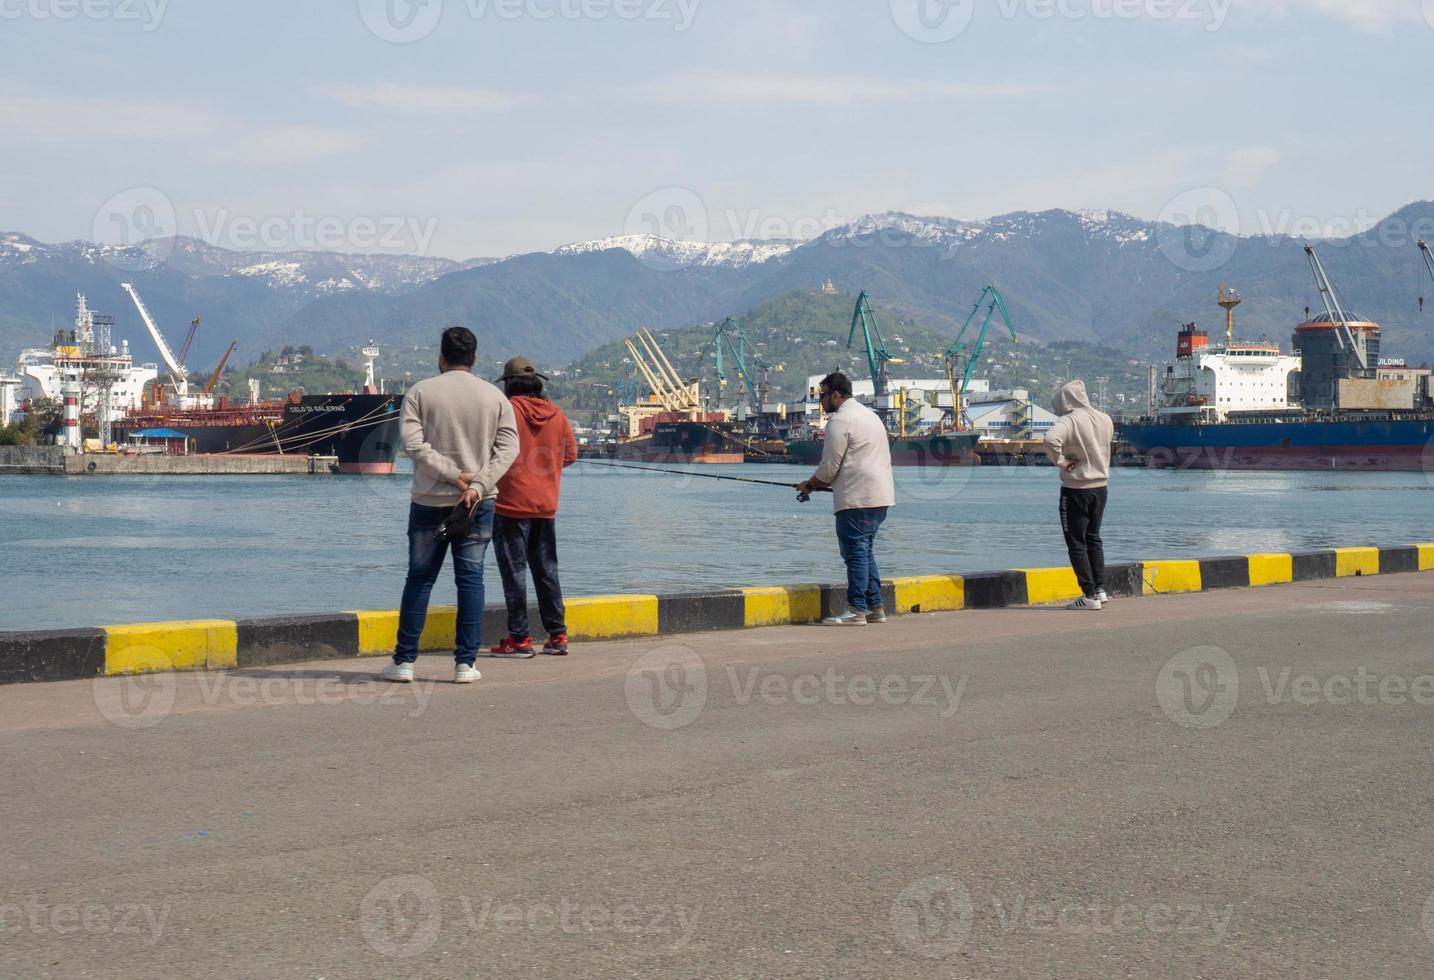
left=0, top=446, right=337, bottom=475
left=3, top=543, right=1431, bottom=685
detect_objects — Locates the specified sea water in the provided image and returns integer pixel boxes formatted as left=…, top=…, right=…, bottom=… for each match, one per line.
left=2, top=462, right=1431, bottom=629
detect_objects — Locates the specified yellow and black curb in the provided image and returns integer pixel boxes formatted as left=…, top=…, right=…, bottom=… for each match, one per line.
left=3, top=544, right=1432, bottom=686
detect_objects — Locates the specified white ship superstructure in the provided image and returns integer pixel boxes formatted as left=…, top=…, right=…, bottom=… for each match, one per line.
left=16, top=294, right=159, bottom=416
left=1157, top=323, right=1301, bottom=423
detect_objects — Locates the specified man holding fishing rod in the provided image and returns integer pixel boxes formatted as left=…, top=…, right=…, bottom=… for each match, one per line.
left=796, top=372, right=896, bottom=626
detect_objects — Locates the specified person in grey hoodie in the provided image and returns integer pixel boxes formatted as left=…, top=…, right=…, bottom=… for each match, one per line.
left=1043, top=380, right=1115, bottom=610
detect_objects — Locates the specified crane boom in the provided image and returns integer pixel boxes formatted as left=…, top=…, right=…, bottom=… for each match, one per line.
left=1420, top=240, right=1434, bottom=287
left=1303, top=244, right=1367, bottom=371
left=177, top=317, right=201, bottom=366
left=624, top=338, right=680, bottom=410
left=847, top=291, right=898, bottom=398
left=205, top=341, right=237, bottom=394
left=944, top=284, right=1018, bottom=427
left=120, top=282, right=188, bottom=391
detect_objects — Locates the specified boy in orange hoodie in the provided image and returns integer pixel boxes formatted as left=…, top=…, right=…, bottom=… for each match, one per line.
left=489, top=357, right=579, bottom=658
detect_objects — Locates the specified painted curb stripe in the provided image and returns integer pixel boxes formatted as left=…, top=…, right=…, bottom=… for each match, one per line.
left=964, top=571, right=1028, bottom=609
left=1378, top=546, right=1419, bottom=576
left=657, top=591, right=747, bottom=634
left=567, top=595, right=659, bottom=640
left=9, top=542, right=1434, bottom=686
left=1142, top=561, right=1202, bottom=596
left=1334, top=547, right=1380, bottom=578
left=103, top=620, right=238, bottom=676
left=1292, top=551, right=1337, bottom=582
left=1019, top=567, right=1083, bottom=605
left=0, top=629, right=105, bottom=685
left=889, top=576, right=965, bottom=615
left=236, top=615, right=360, bottom=669
left=1248, top=554, right=1294, bottom=587
left=1197, top=556, right=1251, bottom=591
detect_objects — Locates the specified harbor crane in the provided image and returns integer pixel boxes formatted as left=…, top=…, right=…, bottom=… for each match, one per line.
left=177, top=317, right=201, bottom=367
left=119, top=282, right=189, bottom=396
left=710, top=317, right=780, bottom=409
left=204, top=341, right=238, bottom=394
left=847, top=291, right=900, bottom=399
left=1419, top=240, right=1434, bottom=312
left=1303, top=244, right=1368, bottom=372
left=624, top=327, right=700, bottom=416
left=945, top=284, right=1018, bottom=427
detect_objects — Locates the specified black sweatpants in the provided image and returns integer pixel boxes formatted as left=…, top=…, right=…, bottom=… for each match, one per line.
left=493, top=515, right=567, bottom=640
left=1060, top=486, right=1108, bottom=598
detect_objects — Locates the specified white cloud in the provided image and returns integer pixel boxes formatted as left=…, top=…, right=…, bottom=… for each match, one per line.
left=1220, top=147, right=1282, bottom=189
left=648, top=73, right=1048, bottom=105
left=0, top=88, right=355, bottom=163
left=313, top=82, right=519, bottom=114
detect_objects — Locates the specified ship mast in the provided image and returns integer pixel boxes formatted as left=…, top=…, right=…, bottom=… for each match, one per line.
left=1218, top=285, right=1241, bottom=349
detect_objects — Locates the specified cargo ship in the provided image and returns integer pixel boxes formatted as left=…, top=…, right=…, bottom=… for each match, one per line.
left=116, top=390, right=402, bottom=474
left=1120, top=258, right=1434, bottom=471
left=614, top=418, right=746, bottom=464
left=785, top=429, right=981, bottom=466
left=14, top=289, right=402, bottom=474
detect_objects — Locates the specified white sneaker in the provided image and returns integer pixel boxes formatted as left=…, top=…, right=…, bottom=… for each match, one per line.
left=823, top=608, right=869, bottom=626
left=1094, top=590, right=1110, bottom=604
left=453, top=664, right=481, bottom=685
left=381, top=662, right=415, bottom=684
left=1067, top=596, right=1103, bottom=611
left=865, top=607, right=888, bottom=624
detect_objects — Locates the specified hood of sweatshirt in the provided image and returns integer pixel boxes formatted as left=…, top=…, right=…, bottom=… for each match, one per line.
left=510, top=395, right=561, bottom=428
left=1051, top=380, right=1094, bottom=416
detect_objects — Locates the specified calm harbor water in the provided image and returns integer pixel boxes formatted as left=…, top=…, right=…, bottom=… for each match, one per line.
left=2, top=462, right=1432, bottom=630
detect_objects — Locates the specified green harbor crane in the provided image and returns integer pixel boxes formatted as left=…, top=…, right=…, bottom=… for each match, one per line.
left=847, top=291, right=901, bottom=401
left=945, top=284, right=1018, bottom=427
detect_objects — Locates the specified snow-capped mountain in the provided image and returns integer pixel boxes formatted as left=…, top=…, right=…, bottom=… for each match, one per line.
left=0, top=233, right=495, bottom=297
left=552, top=233, right=798, bottom=270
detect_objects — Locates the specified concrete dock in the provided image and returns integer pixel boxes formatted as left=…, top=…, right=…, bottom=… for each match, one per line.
left=4, top=575, right=1434, bottom=977
left=0, top=445, right=340, bottom=475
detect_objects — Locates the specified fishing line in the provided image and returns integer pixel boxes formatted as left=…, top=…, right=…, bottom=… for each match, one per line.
left=574, top=458, right=830, bottom=500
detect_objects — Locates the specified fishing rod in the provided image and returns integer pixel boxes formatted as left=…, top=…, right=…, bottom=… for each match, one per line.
left=575, top=457, right=831, bottom=501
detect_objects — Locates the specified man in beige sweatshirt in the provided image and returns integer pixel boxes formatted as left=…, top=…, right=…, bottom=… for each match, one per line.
left=797, top=372, right=896, bottom=626
left=383, top=327, right=519, bottom=685
left=1043, top=379, right=1114, bottom=610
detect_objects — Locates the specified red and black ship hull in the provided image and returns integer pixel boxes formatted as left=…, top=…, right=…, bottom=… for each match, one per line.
left=118, top=394, right=402, bottom=474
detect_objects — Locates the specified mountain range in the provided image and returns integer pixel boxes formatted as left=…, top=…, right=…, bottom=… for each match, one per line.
left=4, top=201, right=1434, bottom=377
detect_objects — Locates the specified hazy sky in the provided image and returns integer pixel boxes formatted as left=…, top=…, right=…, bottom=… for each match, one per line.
left=2, top=0, right=1429, bottom=259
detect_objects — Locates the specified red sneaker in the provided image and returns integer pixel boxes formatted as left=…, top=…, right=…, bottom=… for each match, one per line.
left=542, top=634, right=570, bottom=656
left=489, top=636, right=535, bottom=659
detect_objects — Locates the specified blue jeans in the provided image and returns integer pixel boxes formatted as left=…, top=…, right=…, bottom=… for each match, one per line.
left=395, top=500, right=494, bottom=666
left=835, top=507, right=888, bottom=612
